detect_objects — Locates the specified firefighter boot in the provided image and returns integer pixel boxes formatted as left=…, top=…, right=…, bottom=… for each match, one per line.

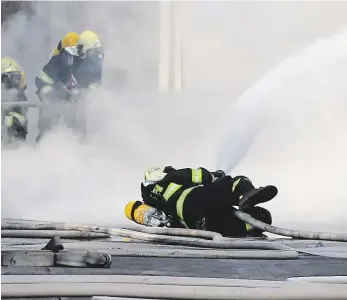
left=239, top=185, right=278, bottom=212
left=231, top=176, right=278, bottom=212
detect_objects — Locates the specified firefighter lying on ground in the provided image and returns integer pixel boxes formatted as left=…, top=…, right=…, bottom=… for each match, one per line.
left=1, top=57, right=28, bottom=142
left=125, top=166, right=277, bottom=237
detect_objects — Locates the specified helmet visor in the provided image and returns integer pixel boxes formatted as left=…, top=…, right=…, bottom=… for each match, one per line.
left=2, top=71, right=22, bottom=89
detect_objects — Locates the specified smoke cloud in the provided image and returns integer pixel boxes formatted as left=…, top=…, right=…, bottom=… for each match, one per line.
left=2, top=2, right=347, bottom=233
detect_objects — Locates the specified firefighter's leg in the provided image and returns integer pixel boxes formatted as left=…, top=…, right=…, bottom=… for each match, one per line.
left=205, top=175, right=278, bottom=212
left=206, top=207, right=271, bottom=238
left=36, top=84, right=68, bottom=141
left=245, top=206, right=273, bottom=237
left=231, top=176, right=278, bottom=211
left=176, top=177, right=243, bottom=230
left=203, top=207, right=248, bottom=237
left=176, top=186, right=211, bottom=229
left=176, top=185, right=248, bottom=236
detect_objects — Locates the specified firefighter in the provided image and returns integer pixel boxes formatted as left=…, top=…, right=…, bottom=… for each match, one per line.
left=1, top=57, right=28, bottom=142
left=125, top=166, right=277, bottom=237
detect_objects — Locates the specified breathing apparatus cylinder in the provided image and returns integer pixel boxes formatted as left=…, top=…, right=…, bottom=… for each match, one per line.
left=125, top=201, right=172, bottom=227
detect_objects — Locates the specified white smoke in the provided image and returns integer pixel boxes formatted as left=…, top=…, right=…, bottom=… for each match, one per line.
left=1, top=2, right=162, bottom=226
left=2, top=2, right=347, bottom=233
left=1, top=2, right=220, bottom=226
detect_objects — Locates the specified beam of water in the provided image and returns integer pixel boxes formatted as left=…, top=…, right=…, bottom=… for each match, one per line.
left=217, top=28, right=347, bottom=231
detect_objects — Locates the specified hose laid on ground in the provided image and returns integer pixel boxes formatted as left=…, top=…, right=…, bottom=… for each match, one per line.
left=1, top=229, right=110, bottom=239
left=286, top=276, right=347, bottom=283
left=2, top=225, right=297, bottom=255
left=125, top=225, right=223, bottom=240
left=2, top=219, right=222, bottom=239
left=107, top=227, right=298, bottom=254
left=1, top=219, right=110, bottom=232
left=2, top=219, right=222, bottom=240
left=4, top=215, right=347, bottom=243
left=0, top=274, right=307, bottom=286
left=2, top=240, right=297, bottom=260
left=232, top=210, right=347, bottom=242
left=3, top=282, right=347, bottom=299
left=1, top=219, right=298, bottom=259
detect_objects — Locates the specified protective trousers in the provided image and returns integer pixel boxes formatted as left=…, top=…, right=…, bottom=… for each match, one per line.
left=179, top=175, right=254, bottom=229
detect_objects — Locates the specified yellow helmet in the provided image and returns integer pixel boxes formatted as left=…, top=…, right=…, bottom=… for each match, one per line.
left=1, top=57, right=26, bottom=89
left=61, top=32, right=80, bottom=48
left=77, top=30, right=103, bottom=58
left=2, top=57, right=20, bottom=74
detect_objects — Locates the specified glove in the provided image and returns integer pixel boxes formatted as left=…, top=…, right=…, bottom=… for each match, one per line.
left=164, top=166, right=176, bottom=173
left=67, top=87, right=80, bottom=97
left=37, top=83, right=67, bottom=102
left=66, top=75, right=78, bottom=90
left=212, top=170, right=226, bottom=179
left=145, top=166, right=167, bottom=181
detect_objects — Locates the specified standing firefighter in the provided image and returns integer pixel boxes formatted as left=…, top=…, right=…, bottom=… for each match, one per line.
left=125, top=166, right=277, bottom=237
left=1, top=57, right=28, bottom=143
left=34, top=30, right=104, bottom=141
left=35, top=31, right=81, bottom=101
left=35, top=30, right=104, bottom=99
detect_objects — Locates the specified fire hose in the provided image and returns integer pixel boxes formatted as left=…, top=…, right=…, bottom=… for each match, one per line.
left=232, top=210, right=347, bottom=242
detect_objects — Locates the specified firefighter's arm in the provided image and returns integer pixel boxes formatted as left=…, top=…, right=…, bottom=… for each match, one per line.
left=162, top=167, right=214, bottom=185
left=39, top=51, right=76, bottom=89
left=141, top=181, right=166, bottom=210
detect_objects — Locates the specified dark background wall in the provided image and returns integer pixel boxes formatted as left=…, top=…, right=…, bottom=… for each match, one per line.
left=1, top=1, right=34, bottom=25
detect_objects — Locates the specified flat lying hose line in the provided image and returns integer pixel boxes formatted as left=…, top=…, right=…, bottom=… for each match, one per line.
left=3, top=282, right=347, bottom=299
left=1, top=246, right=297, bottom=259
left=1, top=243, right=297, bottom=259
left=96, top=249, right=297, bottom=259
left=2, top=220, right=127, bottom=232
left=233, top=210, right=347, bottom=242
left=2, top=221, right=222, bottom=240
left=1, top=275, right=309, bottom=287
left=1, top=230, right=110, bottom=239
left=107, top=228, right=298, bottom=253
left=123, top=225, right=222, bottom=240
left=287, top=276, right=347, bottom=283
